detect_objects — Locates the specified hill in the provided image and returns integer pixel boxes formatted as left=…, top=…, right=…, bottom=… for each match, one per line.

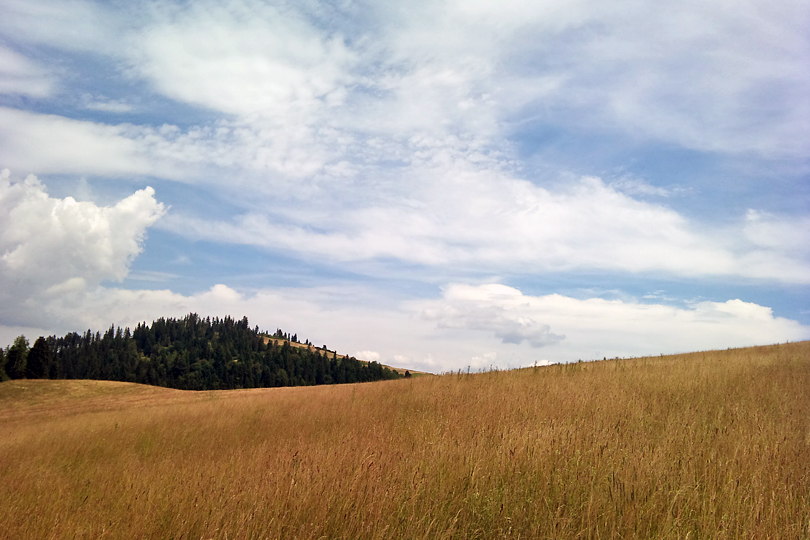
left=1, top=341, right=808, bottom=538
left=262, top=335, right=430, bottom=376
left=0, top=314, right=402, bottom=390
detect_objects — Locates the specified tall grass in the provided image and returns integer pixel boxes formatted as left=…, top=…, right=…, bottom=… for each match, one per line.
left=1, top=342, right=808, bottom=538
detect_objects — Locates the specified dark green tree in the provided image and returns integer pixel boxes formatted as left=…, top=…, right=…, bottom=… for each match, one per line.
left=6, top=336, right=29, bottom=379
left=13, top=314, right=402, bottom=389
left=26, top=336, right=54, bottom=379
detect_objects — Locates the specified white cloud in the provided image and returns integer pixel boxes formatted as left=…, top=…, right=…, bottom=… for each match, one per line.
left=410, top=283, right=810, bottom=365
left=0, top=105, right=357, bottom=184
left=0, top=108, right=151, bottom=177
left=126, top=270, right=181, bottom=283
left=161, top=172, right=810, bottom=284
left=82, top=95, right=135, bottom=113
left=744, top=209, right=810, bottom=254
left=3, top=0, right=807, bottom=196
left=0, top=46, right=54, bottom=97
left=0, top=170, right=165, bottom=328
left=0, top=107, right=245, bottom=181
left=359, top=0, right=810, bottom=159
left=420, top=284, right=565, bottom=348
left=608, top=177, right=687, bottom=198
left=0, top=0, right=121, bottom=53
left=2, top=0, right=808, bottom=174
left=354, top=350, right=381, bottom=363
left=134, top=1, right=354, bottom=118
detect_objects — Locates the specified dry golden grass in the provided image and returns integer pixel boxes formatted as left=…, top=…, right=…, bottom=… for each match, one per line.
left=1, top=342, right=808, bottom=539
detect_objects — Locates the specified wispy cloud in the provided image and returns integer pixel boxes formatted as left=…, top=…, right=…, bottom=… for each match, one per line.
left=608, top=177, right=690, bottom=198
left=81, top=95, right=135, bottom=113
left=160, top=173, right=810, bottom=284
left=126, top=270, right=181, bottom=283
left=0, top=46, right=54, bottom=97
left=0, top=108, right=152, bottom=177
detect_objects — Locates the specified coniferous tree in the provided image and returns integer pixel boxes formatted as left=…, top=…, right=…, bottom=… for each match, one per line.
left=9, top=314, right=402, bottom=389
left=26, top=336, right=54, bottom=379
left=6, top=336, right=29, bottom=379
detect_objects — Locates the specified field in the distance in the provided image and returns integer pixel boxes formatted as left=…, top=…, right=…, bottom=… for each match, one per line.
left=1, top=342, right=808, bottom=539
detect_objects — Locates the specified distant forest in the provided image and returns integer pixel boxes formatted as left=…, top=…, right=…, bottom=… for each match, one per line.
left=0, top=314, right=402, bottom=390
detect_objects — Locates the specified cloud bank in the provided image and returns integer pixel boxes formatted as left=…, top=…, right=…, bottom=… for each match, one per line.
left=412, top=283, right=810, bottom=366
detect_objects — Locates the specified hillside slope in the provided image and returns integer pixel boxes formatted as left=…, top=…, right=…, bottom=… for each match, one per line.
left=1, top=341, right=808, bottom=538
left=2, top=314, right=402, bottom=390
left=262, top=336, right=430, bottom=375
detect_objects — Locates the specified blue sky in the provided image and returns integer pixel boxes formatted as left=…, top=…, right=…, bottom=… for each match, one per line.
left=1, top=0, right=808, bottom=372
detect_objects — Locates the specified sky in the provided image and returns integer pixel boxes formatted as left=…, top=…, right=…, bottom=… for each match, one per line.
left=1, top=0, right=809, bottom=373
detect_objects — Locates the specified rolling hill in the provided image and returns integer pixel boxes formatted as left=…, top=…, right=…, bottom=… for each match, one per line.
left=1, top=314, right=403, bottom=390
left=1, top=341, right=808, bottom=538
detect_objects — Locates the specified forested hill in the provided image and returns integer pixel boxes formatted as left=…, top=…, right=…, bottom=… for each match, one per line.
left=0, top=314, right=402, bottom=390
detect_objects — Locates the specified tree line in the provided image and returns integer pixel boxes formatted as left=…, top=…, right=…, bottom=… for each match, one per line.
left=0, top=314, right=401, bottom=390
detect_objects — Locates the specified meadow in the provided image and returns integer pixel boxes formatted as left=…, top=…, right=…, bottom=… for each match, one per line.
left=1, top=342, right=808, bottom=539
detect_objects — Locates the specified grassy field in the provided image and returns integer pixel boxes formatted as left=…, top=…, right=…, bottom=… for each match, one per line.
left=1, top=342, right=808, bottom=539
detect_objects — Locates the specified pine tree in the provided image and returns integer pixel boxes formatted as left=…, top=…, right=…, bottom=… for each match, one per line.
left=8, top=313, right=402, bottom=389
left=26, top=336, right=53, bottom=379
left=6, top=336, right=29, bottom=379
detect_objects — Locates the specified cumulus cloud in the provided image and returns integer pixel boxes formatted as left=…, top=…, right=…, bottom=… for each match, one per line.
left=0, top=170, right=165, bottom=328
left=420, top=284, right=565, bottom=348
left=411, top=283, right=810, bottom=364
